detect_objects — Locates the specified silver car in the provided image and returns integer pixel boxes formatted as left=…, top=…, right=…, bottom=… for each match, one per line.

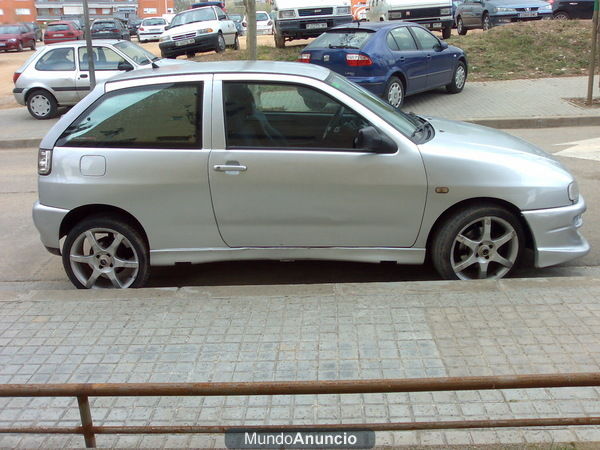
left=32, top=61, right=589, bottom=289
left=13, top=40, right=183, bottom=120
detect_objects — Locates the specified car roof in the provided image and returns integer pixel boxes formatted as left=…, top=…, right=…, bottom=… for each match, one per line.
left=329, top=21, right=417, bottom=32
left=45, top=39, right=121, bottom=48
left=108, top=60, right=332, bottom=84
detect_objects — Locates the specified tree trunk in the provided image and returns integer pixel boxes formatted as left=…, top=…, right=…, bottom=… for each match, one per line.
left=243, top=0, right=257, bottom=60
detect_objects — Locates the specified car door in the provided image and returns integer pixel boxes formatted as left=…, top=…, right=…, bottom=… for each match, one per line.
left=216, top=7, right=237, bottom=44
left=208, top=75, right=427, bottom=248
left=33, top=47, right=80, bottom=104
left=75, top=46, right=133, bottom=99
left=466, top=0, right=484, bottom=26
left=386, top=26, right=428, bottom=94
left=409, top=26, right=454, bottom=88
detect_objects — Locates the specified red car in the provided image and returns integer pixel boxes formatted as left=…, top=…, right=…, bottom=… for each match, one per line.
left=44, top=21, right=84, bottom=45
left=0, top=24, right=36, bottom=52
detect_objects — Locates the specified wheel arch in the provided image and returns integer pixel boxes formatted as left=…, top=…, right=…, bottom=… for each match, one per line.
left=25, top=87, right=57, bottom=104
left=59, top=204, right=149, bottom=248
left=424, top=197, right=535, bottom=257
left=389, top=70, right=407, bottom=92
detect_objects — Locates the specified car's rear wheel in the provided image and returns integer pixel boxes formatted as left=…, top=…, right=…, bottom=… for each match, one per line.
left=62, top=216, right=150, bottom=289
left=553, top=11, right=570, bottom=20
left=27, top=90, right=58, bottom=120
left=384, top=76, right=404, bottom=109
left=216, top=32, right=226, bottom=53
left=482, top=13, right=492, bottom=31
left=186, top=51, right=195, bottom=58
left=232, top=33, right=240, bottom=50
left=431, top=205, right=524, bottom=280
left=457, top=17, right=468, bottom=35
left=446, top=61, right=467, bottom=93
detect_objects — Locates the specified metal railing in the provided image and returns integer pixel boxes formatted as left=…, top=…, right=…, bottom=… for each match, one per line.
left=0, top=373, right=599, bottom=448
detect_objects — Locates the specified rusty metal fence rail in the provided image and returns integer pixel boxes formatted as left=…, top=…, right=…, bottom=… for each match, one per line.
left=1, top=372, right=600, bottom=447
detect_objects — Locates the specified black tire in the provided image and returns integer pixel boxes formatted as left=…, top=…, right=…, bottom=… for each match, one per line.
left=232, top=33, right=240, bottom=50
left=26, top=89, right=58, bottom=120
left=215, top=32, right=226, bottom=53
left=62, top=216, right=150, bottom=289
left=430, top=205, right=525, bottom=280
left=446, top=60, right=467, bottom=94
left=482, top=13, right=492, bottom=31
left=457, top=17, right=468, bottom=35
left=274, top=31, right=285, bottom=48
left=553, top=11, right=570, bottom=20
left=383, top=76, right=404, bottom=109
left=442, top=26, right=451, bottom=40
left=186, top=51, right=196, bottom=58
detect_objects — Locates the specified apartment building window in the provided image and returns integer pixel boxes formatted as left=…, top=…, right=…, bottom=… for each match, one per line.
left=144, top=7, right=157, bottom=14
left=102, top=8, right=111, bottom=14
left=0, top=9, right=4, bottom=16
left=16, top=8, right=31, bottom=15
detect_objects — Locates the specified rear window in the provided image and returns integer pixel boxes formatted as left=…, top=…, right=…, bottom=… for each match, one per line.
left=47, top=24, right=70, bottom=32
left=92, top=21, right=117, bottom=30
left=142, top=18, right=166, bottom=26
left=256, top=12, right=269, bottom=21
left=307, top=30, right=373, bottom=50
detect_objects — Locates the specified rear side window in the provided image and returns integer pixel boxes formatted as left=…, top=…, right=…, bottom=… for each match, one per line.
left=56, top=83, right=202, bottom=149
left=47, top=24, right=70, bottom=32
left=388, top=27, right=418, bottom=51
left=307, top=30, right=373, bottom=49
left=35, top=48, right=75, bottom=71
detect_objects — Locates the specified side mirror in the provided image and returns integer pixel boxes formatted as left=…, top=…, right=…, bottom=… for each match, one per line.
left=435, top=41, right=449, bottom=51
left=355, top=126, right=397, bottom=154
left=164, top=25, right=171, bottom=30
left=118, top=61, right=134, bottom=71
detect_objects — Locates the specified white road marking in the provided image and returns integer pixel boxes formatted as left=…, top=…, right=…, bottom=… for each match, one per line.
left=555, top=137, right=600, bottom=161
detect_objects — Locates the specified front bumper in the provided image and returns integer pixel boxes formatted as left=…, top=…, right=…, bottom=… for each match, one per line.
left=522, top=195, right=590, bottom=268
left=276, top=15, right=353, bottom=39
left=491, top=11, right=552, bottom=25
left=32, top=201, right=69, bottom=252
left=159, top=33, right=219, bottom=56
left=0, top=40, right=20, bottom=51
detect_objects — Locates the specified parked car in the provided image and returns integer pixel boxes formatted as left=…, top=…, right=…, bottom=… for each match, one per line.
left=44, top=21, right=84, bottom=45
left=299, top=22, right=467, bottom=108
left=452, top=0, right=465, bottom=26
left=158, top=6, right=238, bottom=58
left=0, top=24, right=36, bottom=52
left=455, top=0, right=552, bottom=34
left=228, top=13, right=246, bottom=35
left=128, top=18, right=142, bottom=36
left=549, top=0, right=594, bottom=19
left=31, top=61, right=588, bottom=288
left=91, top=19, right=130, bottom=41
left=137, top=17, right=168, bottom=42
left=243, top=11, right=274, bottom=35
left=23, top=22, right=43, bottom=41
left=12, top=40, right=188, bottom=120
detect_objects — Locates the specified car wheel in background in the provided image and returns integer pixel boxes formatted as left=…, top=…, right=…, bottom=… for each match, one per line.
left=30, top=39, right=36, bottom=51
left=216, top=32, right=226, bottom=52
left=482, top=13, right=492, bottom=31
left=186, top=51, right=196, bottom=58
left=431, top=205, right=525, bottom=280
left=17, top=41, right=23, bottom=52
left=274, top=31, right=285, bottom=48
left=27, top=90, right=58, bottom=120
left=232, top=33, right=240, bottom=50
left=442, top=26, right=451, bottom=39
left=446, top=61, right=467, bottom=93
left=62, top=216, right=150, bottom=289
left=553, top=11, right=570, bottom=20
left=384, top=76, right=404, bottom=109
left=457, top=17, right=468, bottom=35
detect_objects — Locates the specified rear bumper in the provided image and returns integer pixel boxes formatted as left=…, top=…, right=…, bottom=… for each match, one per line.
left=32, top=201, right=69, bottom=252
left=276, top=15, right=353, bottom=39
left=12, top=88, right=25, bottom=105
left=522, top=196, right=590, bottom=268
left=159, top=33, right=219, bottom=56
left=347, top=76, right=387, bottom=97
left=138, top=32, right=162, bottom=41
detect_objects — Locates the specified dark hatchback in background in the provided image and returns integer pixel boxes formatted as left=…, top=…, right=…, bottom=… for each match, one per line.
left=299, top=22, right=467, bottom=108
left=128, top=18, right=142, bottom=36
left=549, top=0, right=594, bottom=19
left=91, top=19, right=131, bottom=40
left=0, top=24, right=36, bottom=52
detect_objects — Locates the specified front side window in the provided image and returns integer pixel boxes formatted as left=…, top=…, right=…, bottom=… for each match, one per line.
left=410, top=26, right=440, bottom=50
left=35, top=48, right=75, bottom=71
left=57, top=83, right=202, bottom=149
left=78, top=46, right=127, bottom=71
left=223, top=82, right=373, bottom=150
left=114, top=41, right=158, bottom=66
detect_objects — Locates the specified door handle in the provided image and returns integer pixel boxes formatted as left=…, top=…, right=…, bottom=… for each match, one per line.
left=399, top=56, right=405, bottom=62
left=213, top=164, right=247, bottom=172
left=80, top=74, right=88, bottom=79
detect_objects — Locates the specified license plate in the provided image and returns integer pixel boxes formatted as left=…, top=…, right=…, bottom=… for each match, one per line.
left=306, top=22, right=327, bottom=29
left=175, top=38, right=195, bottom=46
left=519, top=11, right=538, bottom=17
left=54, top=34, right=64, bottom=37
left=150, top=28, right=159, bottom=32
left=428, top=22, right=442, bottom=28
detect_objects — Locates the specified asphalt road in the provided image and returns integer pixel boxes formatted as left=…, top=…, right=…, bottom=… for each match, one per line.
left=1, top=125, right=598, bottom=291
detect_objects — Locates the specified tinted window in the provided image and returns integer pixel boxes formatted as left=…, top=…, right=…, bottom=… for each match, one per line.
left=223, top=82, right=373, bottom=150
left=47, top=24, right=70, bottom=32
left=35, top=48, right=75, bottom=71
left=79, top=46, right=127, bottom=71
left=389, top=27, right=418, bottom=51
left=57, top=84, right=202, bottom=149
left=92, top=21, right=118, bottom=31
left=410, top=26, right=439, bottom=50
left=308, top=30, right=373, bottom=49
left=142, top=18, right=166, bottom=25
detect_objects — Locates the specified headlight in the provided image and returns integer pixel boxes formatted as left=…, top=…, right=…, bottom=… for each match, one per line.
left=38, top=149, right=52, bottom=175
left=541, top=4, right=552, bottom=9
left=8, top=38, right=17, bottom=43
left=440, top=7, right=451, bottom=15
left=197, top=28, right=213, bottom=34
left=496, top=7, right=517, bottom=12
left=279, top=9, right=296, bottom=18
left=568, top=182, right=579, bottom=203
left=337, top=6, right=351, bottom=14
left=159, top=35, right=170, bottom=42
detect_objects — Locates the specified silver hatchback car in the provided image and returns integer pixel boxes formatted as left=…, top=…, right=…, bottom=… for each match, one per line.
left=33, top=61, right=589, bottom=289
left=13, top=40, right=182, bottom=120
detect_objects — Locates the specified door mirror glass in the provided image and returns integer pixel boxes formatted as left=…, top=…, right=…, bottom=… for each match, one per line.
left=355, top=126, right=397, bottom=154
left=118, top=60, right=134, bottom=71
left=435, top=41, right=449, bottom=51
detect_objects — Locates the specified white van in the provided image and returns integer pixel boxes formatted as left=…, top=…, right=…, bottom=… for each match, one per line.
left=272, top=0, right=353, bottom=47
left=367, top=0, right=453, bottom=39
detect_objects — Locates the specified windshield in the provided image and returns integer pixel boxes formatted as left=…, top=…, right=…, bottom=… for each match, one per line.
left=143, top=18, right=166, bottom=26
left=308, top=30, right=373, bottom=49
left=114, top=40, right=158, bottom=65
left=0, top=25, right=21, bottom=34
left=256, top=12, right=270, bottom=21
left=170, top=8, right=216, bottom=28
left=326, top=73, right=420, bottom=139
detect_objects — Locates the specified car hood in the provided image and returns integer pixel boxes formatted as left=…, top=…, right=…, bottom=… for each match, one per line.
left=487, top=0, right=550, bottom=7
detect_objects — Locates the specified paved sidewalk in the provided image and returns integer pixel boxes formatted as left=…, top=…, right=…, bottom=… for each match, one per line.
left=0, top=277, right=599, bottom=448
left=1, top=76, right=599, bottom=148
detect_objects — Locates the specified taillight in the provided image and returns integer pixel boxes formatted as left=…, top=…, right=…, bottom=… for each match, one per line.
left=297, top=53, right=311, bottom=63
left=38, top=149, right=52, bottom=175
left=242, top=21, right=247, bottom=27
left=66, top=32, right=73, bottom=37
left=346, top=53, right=372, bottom=66
left=139, top=26, right=145, bottom=31
left=112, top=29, right=119, bottom=32
left=13, top=72, right=21, bottom=84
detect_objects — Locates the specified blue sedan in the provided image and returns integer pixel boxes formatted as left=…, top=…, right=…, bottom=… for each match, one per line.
left=299, top=22, right=468, bottom=108
left=455, top=0, right=553, bottom=34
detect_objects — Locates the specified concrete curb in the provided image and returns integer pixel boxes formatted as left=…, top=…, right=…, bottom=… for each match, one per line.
left=1, top=115, right=599, bottom=150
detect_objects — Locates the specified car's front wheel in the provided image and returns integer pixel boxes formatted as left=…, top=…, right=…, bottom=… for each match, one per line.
left=431, top=205, right=524, bottom=280
left=27, top=90, right=58, bottom=120
left=553, top=11, right=570, bottom=20
left=62, top=216, right=150, bottom=289
left=457, top=17, right=468, bottom=35
left=446, top=61, right=467, bottom=93
left=384, top=76, right=404, bottom=109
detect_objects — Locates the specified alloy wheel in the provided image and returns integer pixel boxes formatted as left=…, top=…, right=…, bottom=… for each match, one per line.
left=29, top=95, right=51, bottom=117
left=455, top=65, right=466, bottom=90
left=387, top=82, right=403, bottom=108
